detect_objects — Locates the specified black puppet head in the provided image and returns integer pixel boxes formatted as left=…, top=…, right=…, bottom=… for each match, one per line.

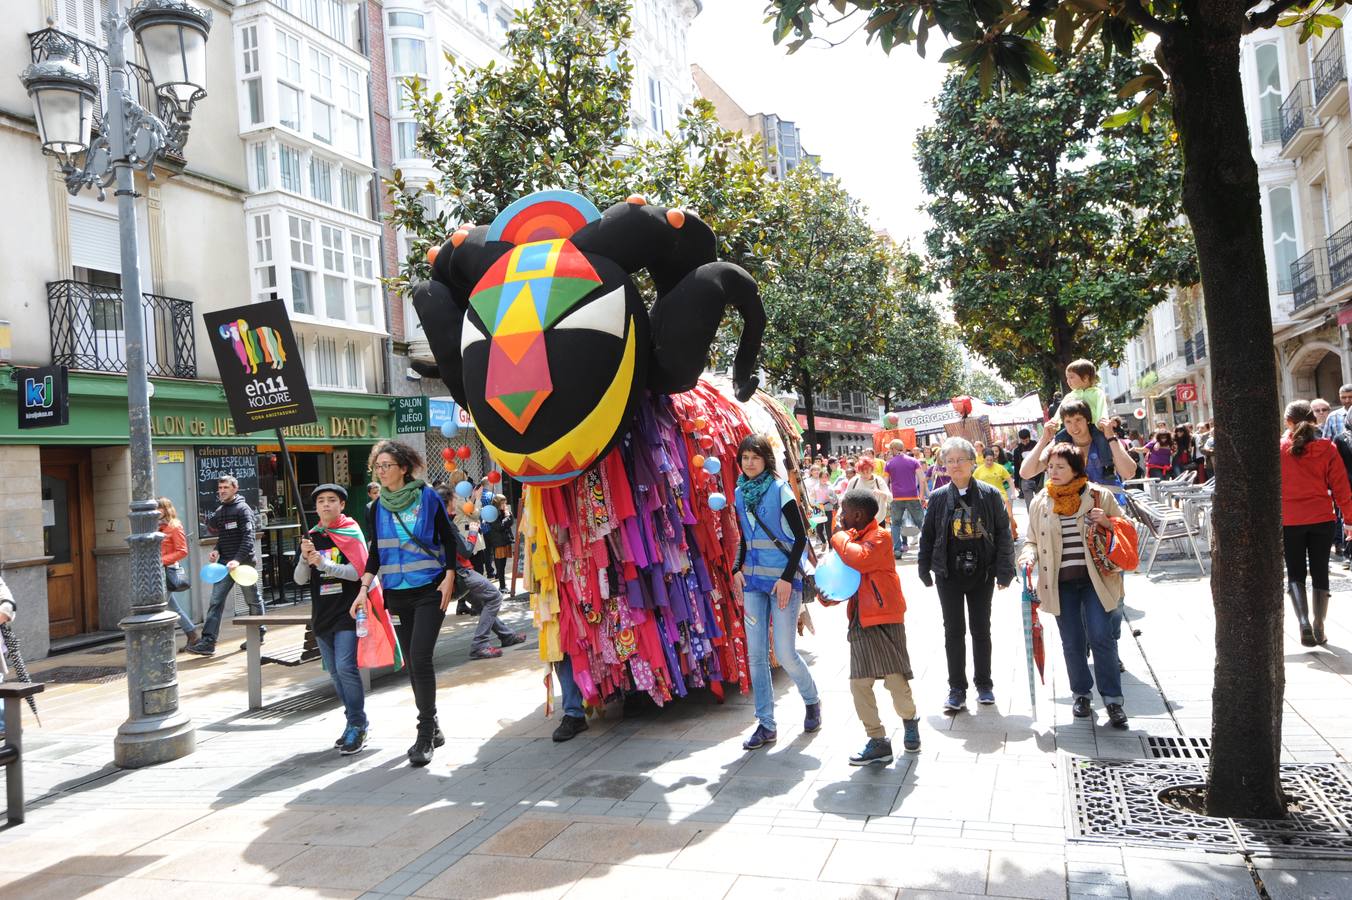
left=413, top=189, right=765, bottom=487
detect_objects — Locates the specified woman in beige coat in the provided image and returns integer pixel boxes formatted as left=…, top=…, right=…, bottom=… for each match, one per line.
left=1018, top=443, right=1129, bottom=728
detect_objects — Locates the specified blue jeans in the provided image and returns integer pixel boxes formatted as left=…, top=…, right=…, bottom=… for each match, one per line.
left=315, top=628, right=367, bottom=729
left=1054, top=579, right=1123, bottom=705
left=889, top=499, right=923, bottom=553
left=200, top=574, right=264, bottom=646
left=556, top=655, right=584, bottom=718
left=743, top=589, right=818, bottom=732
left=165, top=590, right=195, bottom=635
left=460, top=568, right=514, bottom=651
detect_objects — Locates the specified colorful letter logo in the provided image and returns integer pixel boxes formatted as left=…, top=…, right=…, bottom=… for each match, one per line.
left=24, top=376, right=52, bottom=409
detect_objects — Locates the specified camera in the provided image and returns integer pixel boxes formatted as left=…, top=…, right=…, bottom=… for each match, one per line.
left=956, top=548, right=979, bottom=578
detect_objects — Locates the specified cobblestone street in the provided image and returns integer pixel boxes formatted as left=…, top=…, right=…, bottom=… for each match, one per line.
left=3, top=528, right=1352, bottom=899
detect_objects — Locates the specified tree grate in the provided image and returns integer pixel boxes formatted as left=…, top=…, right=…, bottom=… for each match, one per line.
left=1144, top=736, right=1211, bottom=760
left=1066, top=756, right=1352, bottom=857
left=32, top=665, right=127, bottom=684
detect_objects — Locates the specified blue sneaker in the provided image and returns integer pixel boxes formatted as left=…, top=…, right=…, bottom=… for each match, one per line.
left=849, top=737, right=894, bottom=766
left=977, top=688, right=995, bottom=705
left=338, top=725, right=367, bottom=755
left=804, top=702, right=822, bottom=733
left=742, top=724, right=777, bottom=750
left=944, top=689, right=966, bottom=712
left=902, top=718, right=921, bottom=752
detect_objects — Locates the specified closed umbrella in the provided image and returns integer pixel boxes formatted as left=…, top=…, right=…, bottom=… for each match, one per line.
left=1019, top=565, right=1045, bottom=710
left=0, top=623, right=40, bottom=723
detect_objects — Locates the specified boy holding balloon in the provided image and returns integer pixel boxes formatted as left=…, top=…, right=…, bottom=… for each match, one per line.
left=828, top=489, right=920, bottom=765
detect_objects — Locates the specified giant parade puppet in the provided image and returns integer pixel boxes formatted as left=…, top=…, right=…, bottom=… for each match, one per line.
left=411, top=189, right=806, bottom=710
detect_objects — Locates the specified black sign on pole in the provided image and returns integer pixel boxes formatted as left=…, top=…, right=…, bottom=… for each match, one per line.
left=16, top=364, right=69, bottom=429
left=203, top=299, right=317, bottom=435
left=393, top=395, right=428, bottom=434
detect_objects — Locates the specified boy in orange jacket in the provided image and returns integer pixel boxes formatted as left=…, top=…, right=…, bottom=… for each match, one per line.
left=833, top=489, right=920, bottom=764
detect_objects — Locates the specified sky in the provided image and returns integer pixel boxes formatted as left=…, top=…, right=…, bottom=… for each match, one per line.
left=687, top=1, right=952, bottom=250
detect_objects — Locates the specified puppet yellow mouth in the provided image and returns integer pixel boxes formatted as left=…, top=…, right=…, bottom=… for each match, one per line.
left=477, top=319, right=637, bottom=486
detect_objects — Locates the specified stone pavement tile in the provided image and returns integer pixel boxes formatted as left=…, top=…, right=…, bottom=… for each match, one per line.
left=584, top=738, right=683, bottom=772
left=624, top=771, right=727, bottom=805
left=724, top=874, right=898, bottom=899
left=710, top=774, right=813, bottom=810
left=558, top=863, right=736, bottom=899
left=0, top=842, right=164, bottom=879
left=1256, top=860, right=1352, bottom=900
left=533, top=820, right=700, bottom=867
left=818, top=839, right=989, bottom=893
left=488, top=740, right=595, bottom=771
left=270, top=842, right=426, bottom=891
left=799, top=780, right=903, bottom=816
left=133, top=838, right=310, bottom=884
left=985, top=849, right=1066, bottom=899
left=384, top=805, right=481, bottom=852
left=734, top=744, right=828, bottom=780
left=556, top=770, right=648, bottom=800
left=0, top=871, right=119, bottom=899
left=413, top=854, right=591, bottom=899
left=163, top=805, right=320, bottom=843
left=474, top=816, right=573, bottom=856
left=1121, top=854, right=1259, bottom=900
left=670, top=828, right=836, bottom=879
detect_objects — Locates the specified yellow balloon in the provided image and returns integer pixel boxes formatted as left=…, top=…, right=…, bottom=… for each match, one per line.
left=230, top=564, right=260, bottom=587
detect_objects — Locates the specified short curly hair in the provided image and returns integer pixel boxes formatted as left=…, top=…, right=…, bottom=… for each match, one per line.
left=368, top=440, right=425, bottom=482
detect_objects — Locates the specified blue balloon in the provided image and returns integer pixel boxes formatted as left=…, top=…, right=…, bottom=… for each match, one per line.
left=707, top=492, right=727, bottom=511
left=200, top=562, right=229, bottom=584
left=480, top=505, right=499, bottom=522
left=441, top=421, right=459, bottom=438
left=814, top=551, right=861, bottom=601
left=454, top=480, right=473, bottom=498
left=702, top=457, right=722, bottom=475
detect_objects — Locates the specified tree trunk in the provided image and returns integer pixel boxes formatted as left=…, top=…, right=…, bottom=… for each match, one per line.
left=1161, top=20, right=1286, bottom=819
left=799, top=368, right=819, bottom=454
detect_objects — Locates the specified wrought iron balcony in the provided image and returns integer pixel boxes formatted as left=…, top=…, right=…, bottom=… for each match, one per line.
left=1280, top=79, right=1321, bottom=157
left=1327, top=220, right=1352, bottom=292
left=1194, top=330, right=1206, bottom=360
left=1314, top=30, right=1347, bottom=108
left=1291, top=248, right=1328, bottom=312
left=28, top=27, right=187, bottom=160
left=1259, top=115, right=1283, bottom=144
left=1184, top=339, right=1195, bottom=367
left=48, top=280, right=196, bottom=378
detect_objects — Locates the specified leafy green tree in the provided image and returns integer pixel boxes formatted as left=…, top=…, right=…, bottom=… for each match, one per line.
left=959, top=367, right=1014, bottom=404
left=765, top=0, right=1304, bottom=818
left=918, top=50, right=1196, bottom=402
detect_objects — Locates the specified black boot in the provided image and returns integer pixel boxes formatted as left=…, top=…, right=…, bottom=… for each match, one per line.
left=408, top=724, right=435, bottom=767
left=1290, top=581, right=1317, bottom=647
left=1312, top=588, right=1330, bottom=646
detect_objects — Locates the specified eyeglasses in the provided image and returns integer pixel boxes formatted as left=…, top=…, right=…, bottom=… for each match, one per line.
left=942, top=456, right=974, bottom=466
left=372, top=462, right=399, bottom=472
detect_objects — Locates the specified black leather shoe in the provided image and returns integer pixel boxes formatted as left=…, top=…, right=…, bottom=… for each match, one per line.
left=407, top=736, right=434, bottom=766
left=432, top=722, right=446, bottom=748
left=1072, top=696, right=1093, bottom=718
left=1106, top=703, right=1129, bottom=728
left=552, top=715, right=589, bottom=742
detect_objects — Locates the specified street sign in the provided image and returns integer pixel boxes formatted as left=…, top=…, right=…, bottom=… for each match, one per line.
left=1176, top=383, right=1199, bottom=404
left=16, top=364, right=69, bottom=429
left=203, top=299, right=317, bottom=434
left=393, top=395, right=428, bottom=434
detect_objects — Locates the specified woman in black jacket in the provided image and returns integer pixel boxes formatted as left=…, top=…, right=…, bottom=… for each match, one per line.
left=917, top=436, right=1016, bottom=714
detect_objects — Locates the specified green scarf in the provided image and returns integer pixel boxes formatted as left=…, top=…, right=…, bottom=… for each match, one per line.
left=737, top=471, right=775, bottom=512
left=379, top=478, right=426, bottom=513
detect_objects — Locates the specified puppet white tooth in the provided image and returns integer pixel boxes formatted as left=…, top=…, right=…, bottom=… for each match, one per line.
left=554, top=284, right=625, bottom=338
left=460, top=312, right=488, bottom=354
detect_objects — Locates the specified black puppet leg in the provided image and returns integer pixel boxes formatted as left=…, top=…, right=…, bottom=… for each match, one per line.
left=647, top=261, right=766, bottom=401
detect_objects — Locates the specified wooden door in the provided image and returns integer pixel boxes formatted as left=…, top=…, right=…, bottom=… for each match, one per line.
left=42, top=449, right=96, bottom=638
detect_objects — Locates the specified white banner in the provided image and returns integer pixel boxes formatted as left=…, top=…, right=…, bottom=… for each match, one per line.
left=891, top=392, right=1045, bottom=434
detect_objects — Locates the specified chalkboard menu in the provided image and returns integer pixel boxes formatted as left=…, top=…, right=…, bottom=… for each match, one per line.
left=196, top=445, right=260, bottom=539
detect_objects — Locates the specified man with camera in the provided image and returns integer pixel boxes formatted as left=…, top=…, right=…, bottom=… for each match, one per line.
left=917, top=437, right=1016, bottom=714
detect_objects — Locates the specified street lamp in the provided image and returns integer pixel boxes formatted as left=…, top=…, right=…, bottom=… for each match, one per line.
left=20, top=0, right=211, bottom=768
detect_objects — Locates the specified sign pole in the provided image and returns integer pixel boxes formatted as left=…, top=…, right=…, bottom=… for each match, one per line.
left=275, top=429, right=310, bottom=533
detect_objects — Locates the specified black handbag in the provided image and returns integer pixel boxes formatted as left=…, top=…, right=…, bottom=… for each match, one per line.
left=165, top=563, right=190, bottom=592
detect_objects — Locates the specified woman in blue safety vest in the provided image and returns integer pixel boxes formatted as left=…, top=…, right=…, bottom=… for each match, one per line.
left=732, top=433, right=821, bottom=751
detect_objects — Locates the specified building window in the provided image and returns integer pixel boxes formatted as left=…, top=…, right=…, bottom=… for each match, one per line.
left=478, top=0, right=490, bottom=30
left=321, top=224, right=346, bottom=273
left=310, top=334, right=341, bottom=386
left=648, top=77, right=664, bottom=134
left=352, top=233, right=376, bottom=325
left=241, top=25, right=259, bottom=73
left=310, top=156, right=333, bottom=203
left=321, top=224, right=346, bottom=319
left=245, top=78, right=264, bottom=125
left=354, top=283, right=376, bottom=326
left=340, top=113, right=361, bottom=156
left=395, top=121, right=420, bottom=159
left=339, top=64, right=362, bottom=110
left=340, top=168, right=364, bottom=214
left=278, top=84, right=302, bottom=131
left=309, top=47, right=333, bottom=97
left=389, top=10, right=425, bottom=28
left=289, top=214, right=315, bottom=315
left=312, top=98, right=334, bottom=144
left=1269, top=185, right=1298, bottom=293
left=344, top=342, right=362, bottom=388
left=1255, top=43, right=1283, bottom=144
left=253, top=214, right=276, bottom=300
left=391, top=37, right=427, bottom=74
left=277, top=30, right=302, bottom=82
left=249, top=142, right=268, bottom=190
left=279, top=144, right=302, bottom=192
left=494, top=11, right=511, bottom=39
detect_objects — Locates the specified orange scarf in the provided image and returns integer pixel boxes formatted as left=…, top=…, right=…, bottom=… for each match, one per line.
left=1046, top=476, right=1089, bottom=516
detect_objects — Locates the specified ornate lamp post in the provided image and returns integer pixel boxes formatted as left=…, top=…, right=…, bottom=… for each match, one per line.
left=20, top=0, right=211, bottom=768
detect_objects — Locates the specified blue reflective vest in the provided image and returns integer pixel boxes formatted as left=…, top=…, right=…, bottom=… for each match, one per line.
left=735, top=479, right=803, bottom=594
left=374, top=486, right=447, bottom=590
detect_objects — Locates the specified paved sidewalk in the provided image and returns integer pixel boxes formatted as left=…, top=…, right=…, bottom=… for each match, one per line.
left=2, top=523, right=1352, bottom=899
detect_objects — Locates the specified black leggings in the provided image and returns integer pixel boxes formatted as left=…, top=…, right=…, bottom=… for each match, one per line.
left=385, top=584, right=447, bottom=733
left=494, top=554, right=509, bottom=589
left=1283, top=521, right=1335, bottom=591
left=935, top=577, right=995, bottom=691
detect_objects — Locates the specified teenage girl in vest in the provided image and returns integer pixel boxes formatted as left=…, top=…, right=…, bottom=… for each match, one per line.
left=732, top=433, right=821, bottom=750
left=354, top=440, right=466, bottom=767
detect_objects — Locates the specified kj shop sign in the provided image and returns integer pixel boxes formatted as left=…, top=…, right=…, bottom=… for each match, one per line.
left=16, top=364, right=69, bottom=429
left=203, top=299, right=317, bottom=434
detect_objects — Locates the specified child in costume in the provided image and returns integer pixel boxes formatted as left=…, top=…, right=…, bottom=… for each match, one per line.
left=832, top=489, right=920, bottom=765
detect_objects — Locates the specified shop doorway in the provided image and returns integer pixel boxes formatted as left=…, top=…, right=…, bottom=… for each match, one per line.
left=41, top=447, right=97, bottom=639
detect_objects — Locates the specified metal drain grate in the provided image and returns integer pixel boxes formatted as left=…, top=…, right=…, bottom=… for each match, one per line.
left=33, top=665, right=127, bottom=684
left=1067, top=756, right=1352, bottom=857
left=1144, top=736, right=1211, bottom=760
left=237, top=690, right=335, bottom=720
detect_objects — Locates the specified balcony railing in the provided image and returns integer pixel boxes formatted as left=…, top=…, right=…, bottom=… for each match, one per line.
left=28, top=28, right=187, bottom=160
left=48, top=280, right=196, bottom=378
left=1315, top=30, right=1347, bottom=105
left=1184, top=339, right=1195, bottom=366
left=1328, top=220, right=1352, bottom=291
left=1260, top=115, right=1284, bottom=144
left=1291, top=248, right=1329, bottom=312
left=1280, top=79, right=1319, bottom=148
left=1194, top=330, right=1206, bottom=360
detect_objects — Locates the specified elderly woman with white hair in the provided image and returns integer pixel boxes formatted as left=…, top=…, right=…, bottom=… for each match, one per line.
left=917, top=436, right=1016, bottom=714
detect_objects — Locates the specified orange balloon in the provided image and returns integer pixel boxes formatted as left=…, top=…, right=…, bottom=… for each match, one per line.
left=666, top=208, right=686, bottom=229
left=462, top=502, right=476, bottom=516
left=691, top=454, right=706, bottom=468
left=426, top=245, right=439, bottom=265
left=446, top=461, right=457, bottom=471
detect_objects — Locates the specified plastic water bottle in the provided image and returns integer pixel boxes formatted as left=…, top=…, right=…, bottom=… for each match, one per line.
left=355, top=607, right=369, bottom=638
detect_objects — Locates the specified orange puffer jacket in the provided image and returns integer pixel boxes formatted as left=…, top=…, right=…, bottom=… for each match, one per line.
left=830, top=521, right=906, bottom=626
